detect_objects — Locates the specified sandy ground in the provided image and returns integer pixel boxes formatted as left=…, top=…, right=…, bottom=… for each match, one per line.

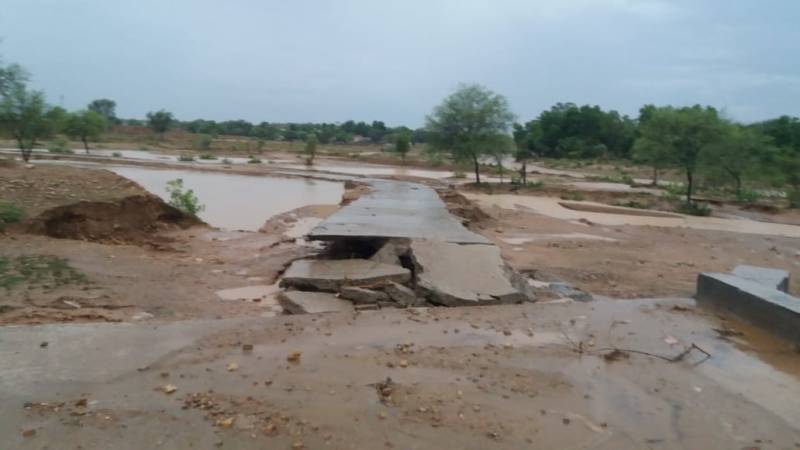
left=3, top=155, right=800, bottom=448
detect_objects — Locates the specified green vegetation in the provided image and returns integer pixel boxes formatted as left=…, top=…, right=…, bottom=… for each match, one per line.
left=677, top=201, right=712, bottom=216
left=198, top=153, right=217, bottom=160
left=0, top=62, right=53, bottom=162
left=178, top=154, right=195, bottom=162
left=0, top=201, right=24, bottom=229
left=426, top=84, right=515, bottom=183
left=146, top=109, right=174, bottom=137
left=220, top=157, right=232, bottom=164
left=88, top=98, right=118, bottom=124
left=247, top=156, right=262, bottom=164
left=165, top=179, right=204, bottom=216
left=64, top=110, right=107, bottom=153
left=393, top=132, right=411, bottom=163
left=193, top=133, right=213, bottom=150
left=0, top=255, right=87, bottom=291
left=304, top=134, right=318, bottom=165
left=47, top=137, right=73, bottom=154
left=111, top=151, right=122, bottom=157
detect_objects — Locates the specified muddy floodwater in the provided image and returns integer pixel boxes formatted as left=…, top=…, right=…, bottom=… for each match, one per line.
left=109, top=166, right=343, bottom=230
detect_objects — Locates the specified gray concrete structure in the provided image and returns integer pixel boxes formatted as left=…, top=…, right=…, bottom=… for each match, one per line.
left=731, top=265, right=790, bottom=293
left=278, top=291, right=354, bottom=314
left=696, top=272, right=800, bottom=344
left=309, top=180, right=489, bottom=244
left=410, top=239, right=529, bottom=306
left=339, top=286, right=389, bottom=304
left=280, top=259, right=411, bottom=292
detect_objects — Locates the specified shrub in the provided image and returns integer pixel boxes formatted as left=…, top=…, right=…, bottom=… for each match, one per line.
left=526, top=180, right=545, bottom=189
left=789, top=190, right=800, bottom=209
left=735, top=188, right=761, bottom=204
left=617, top=200, right=650, bottom=209
left=165, top=179, right=204, bottom=216
left=0, top=202, right=24, bottom=224
left=664, top=183, right=687, bottom=201
left=192, top=134, right=213, bottom=150
left=198, top=153, right=217, bottom=160
left=247, top=156, right=262, bottom=164
left=677, top=202, right=712, bottom=216
left=47, top=138, right=73, bottom=154
left=111, top=151, right=122, bottom=157
left=221, top=158, right=233, bottom=165
left=178, top=154, right=195, bottom=162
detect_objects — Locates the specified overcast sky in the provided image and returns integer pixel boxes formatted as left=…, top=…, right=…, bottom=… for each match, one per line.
left=2, top=0, right=799, bottom=126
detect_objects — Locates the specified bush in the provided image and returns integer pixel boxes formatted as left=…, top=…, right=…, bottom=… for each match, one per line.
left=664, top=183, right=687, bottom=201
left=47, top=138, right=73, bottom=154
left=677, top=202, right=712, bottom=216
left=178, top=154, right=195, bottom=162
left=221, top=158, right=233, bottom=165
left=617, top=200, right=650, bottom=209
left=735, top=188, right=761, bottom=204
left=247, top=156, right=262, bottom=164
left=789, top=190, right=800, bottom=209
left=165, top=179, right=204, bottom=216
left=192, top=134, right=213, bottom=150
left=0, top=202, right=24, bottom=231
left=198, top=153, right=217, bottom=160
left=111, top=151, right=122, bottom=157
left=526, top=180, right=545, bottom=189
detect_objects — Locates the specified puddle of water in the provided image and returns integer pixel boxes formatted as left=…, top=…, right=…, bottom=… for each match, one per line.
left=467, top=193, right=800, bottom=238
left=107, top=166, right=344, bottom=231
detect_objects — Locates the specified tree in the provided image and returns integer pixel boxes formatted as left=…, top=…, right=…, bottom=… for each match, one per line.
left=512, top=123, right=532, bottom=184
left=165, top=179, right=204, bottom=216
left=304, top=133, right=318, bottom=165
left=147, top=109, right=174, bottom=138
left=703, top=123, right=772, bottom=198
left=0, top=64, right=52, bottom=162
left=634, top=105, right=723, bottom=203
left=426, top=84, right=516, bottom=183
left=64, top=110, right=107, bottom=153
left=88, top=98, right=118, bottom=125
left=393, top=132, right=411, bottom=163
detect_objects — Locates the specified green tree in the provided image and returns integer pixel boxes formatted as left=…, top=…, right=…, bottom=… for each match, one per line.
left=426, top=84, right=516, bottom=183
left=146, top=109, right=174, bottom=138
left=635, top=105, right=723, bottom=203
left=64, top=110, right=107, bottom=153
left=304, top=133, right=318, bottom=165
left=394, top=132, right=411, bottom=163
left=512, top=123, right=533, bottom=185
left=703, top=123, right=772, bottom=198
left=774, top=150, right=800, bottom=207
left=87, top=98, right=118, bottom=125
left=0, top=64, right=52, bottom=162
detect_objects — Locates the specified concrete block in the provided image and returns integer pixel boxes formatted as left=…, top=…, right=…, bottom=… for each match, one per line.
left=696, top=272, right=800, bottom=344
left=278, top=291, right=354, bottom=315
left=280, top=259, right=410, bottom=292
left=731, top=265, right=789, bottom=293
left=340, top=286, right=389, bottom=304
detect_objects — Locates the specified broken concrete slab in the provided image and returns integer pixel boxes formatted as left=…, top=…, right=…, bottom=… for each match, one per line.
left=410, top=239, right=530, bottom=306
left=549, top=282, right=593, bottom=302
left=384, top=282, right=419, bottom=307
left=369, top=239, right=410, bottom=266
left=280, top=259, right=411, bottom=292
left=731, top=265, right=789, bottom=293
left=339, top=286, right=389, bottom=304
left=277, top=291, right=354, bottom=314
left=309, top=180, right=489, bottom=244
left=696, top=272, right=800, bottom=344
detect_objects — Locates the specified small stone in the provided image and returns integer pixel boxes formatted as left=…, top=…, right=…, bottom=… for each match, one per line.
left=287, top=351, right=302, bottom=363
left=292, top=441, right=304, bottom=449
left=22, top=429, right=36, bottom=438
left=162, top=384, right=177, bottom=394
left=216, top=417, right=235, bottom=428
left=227, top=362, right=239, bottom=372
left=242, top=344, right=254, bottom=352
left=40, top=341, right=48, bottom=348
left=398, top=360, right=408, bottom=368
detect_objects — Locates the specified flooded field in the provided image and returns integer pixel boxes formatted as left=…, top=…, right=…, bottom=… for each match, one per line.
left=108, top=166, right=343, bottom=230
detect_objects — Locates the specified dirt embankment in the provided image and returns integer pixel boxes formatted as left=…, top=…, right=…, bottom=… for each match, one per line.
left=1, top=163, right=202, bottom=245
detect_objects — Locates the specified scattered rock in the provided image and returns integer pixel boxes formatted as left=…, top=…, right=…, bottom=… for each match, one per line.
left=287, top=351, right=302, bottom=363
left=384, top=282, right=419, bottom=307
left=227, top=362, right=239, bottom=372
left=162, top=384, right=177, bottom=394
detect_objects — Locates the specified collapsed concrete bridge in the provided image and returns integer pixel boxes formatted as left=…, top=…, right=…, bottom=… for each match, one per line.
left=278, top=180, right=533, bottom=312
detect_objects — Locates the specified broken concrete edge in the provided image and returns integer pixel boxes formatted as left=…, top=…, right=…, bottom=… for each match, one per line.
left=731, top=265, right=790, bottom=293
left=279, top=258, right=411, bottom=292
left=277, top=291, right=354, bottom=315
left=696, top=272, right=800, bottom=344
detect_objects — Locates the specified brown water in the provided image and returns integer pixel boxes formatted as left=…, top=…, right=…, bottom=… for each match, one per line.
left=109, top=166, right=344, bottom=231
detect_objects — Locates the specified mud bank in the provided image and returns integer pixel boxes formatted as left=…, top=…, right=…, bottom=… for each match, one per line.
left=25, top=194, right=201, bottom=245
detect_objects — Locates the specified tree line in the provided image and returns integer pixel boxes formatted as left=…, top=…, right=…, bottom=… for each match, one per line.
left=426, top=84, right=800, bottom=207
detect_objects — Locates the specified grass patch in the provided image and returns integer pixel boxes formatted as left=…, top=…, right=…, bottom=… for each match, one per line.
left=0, top=202, right=24, bottom=224
left=111, top=151, right=123, bottom=157
left=616, top=200, right=651, bottom=210
left=587, top=173, right=635, bottom=186
left=676, top=202, right=712, bottom=216
left=0, top=255, right=88, bottom=291
left=198, top=153, right=217, bottom=160
left=247, top=156, right=262, bottom=164
left=178, top=154, right=195, bottom=162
